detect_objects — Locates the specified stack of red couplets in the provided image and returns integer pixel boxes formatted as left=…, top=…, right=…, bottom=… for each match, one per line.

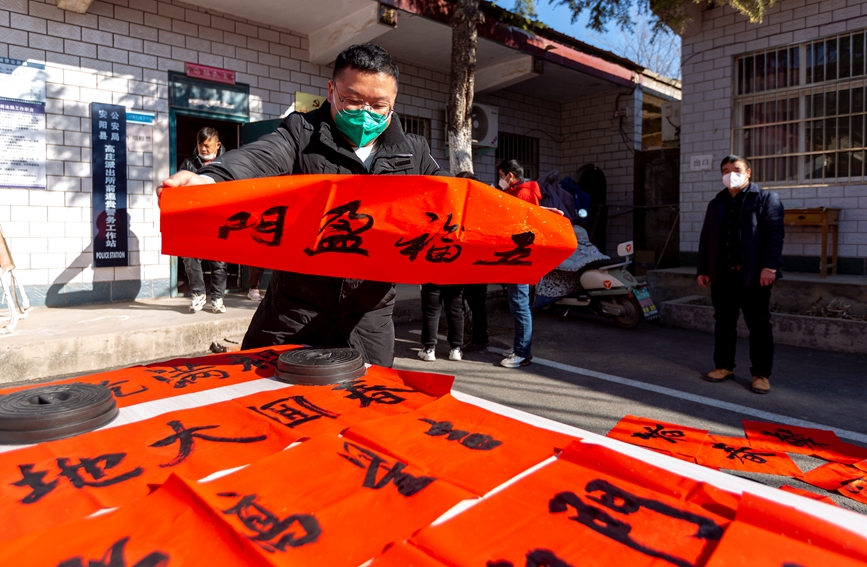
left=0, top=347, right=864, bottom=566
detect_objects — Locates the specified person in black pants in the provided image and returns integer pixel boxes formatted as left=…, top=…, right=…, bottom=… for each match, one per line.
left=454, top=171, right=490, bottom=352
left=462, top=283, right=489, bottom=351
left=418, top=283, right=465, bottom=362
left=697, top=154, right=784, bottom=394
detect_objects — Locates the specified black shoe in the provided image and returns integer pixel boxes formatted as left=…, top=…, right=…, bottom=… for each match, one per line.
left=462, top=342, right=489, bottom=352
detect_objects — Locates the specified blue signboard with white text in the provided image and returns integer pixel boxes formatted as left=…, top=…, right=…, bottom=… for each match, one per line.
left=91, top=103, right=129, bottom=268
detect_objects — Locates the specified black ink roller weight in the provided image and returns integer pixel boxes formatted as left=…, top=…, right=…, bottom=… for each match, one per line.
left=273, top=347, right=366, bottom=385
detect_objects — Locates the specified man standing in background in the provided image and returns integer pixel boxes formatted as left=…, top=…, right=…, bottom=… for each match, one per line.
left=697, top=155, right=784, bottom=394
left=178, top=127, right=228, bottom=314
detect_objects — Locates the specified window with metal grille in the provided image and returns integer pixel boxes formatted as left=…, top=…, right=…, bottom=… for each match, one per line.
left=733, top=30, right=867, bottom=185
left=400, top=114, right=431, bottom=146
left=496, top=132, right=540, bottom=181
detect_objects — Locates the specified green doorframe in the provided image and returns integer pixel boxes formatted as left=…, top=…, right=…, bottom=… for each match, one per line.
left=167, top=108, right=248, bottom=297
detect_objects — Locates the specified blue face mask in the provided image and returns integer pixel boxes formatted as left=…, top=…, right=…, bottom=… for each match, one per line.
left=333, top=108, right=389, bottom=147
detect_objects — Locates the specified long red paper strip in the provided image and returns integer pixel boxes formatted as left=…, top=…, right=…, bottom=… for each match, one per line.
left=694, top=435, right=802, bottom=476
left=188, top=434, right=476, bottom=566
left=0, top=345, right=301, bottom=407
left=778, top=484, right=838, bottom=506
left=342, top=393, right=578, bottom=496
left=743, top=419, right=846, bottom=456
left=410, top=441, right=736, bottom=567
left=703, top=492, right=867, bottom=566
left=799, top=461, right=867, bottom=505
left=606, top=415, right=708, bottom=460
left=160, top=174, right=578, bottom=285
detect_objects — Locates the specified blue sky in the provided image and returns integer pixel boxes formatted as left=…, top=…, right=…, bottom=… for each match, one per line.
left=491, top=1, right=628, bottom=54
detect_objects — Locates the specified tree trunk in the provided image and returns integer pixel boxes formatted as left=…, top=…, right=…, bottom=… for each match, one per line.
left=447, top=0, right=482, bottom=176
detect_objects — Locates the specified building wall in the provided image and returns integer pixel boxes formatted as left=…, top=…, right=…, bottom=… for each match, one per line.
left=0, top=0, right=631, bottom=307
left=680, top=0, right=867, bottom=273
left=561, top=88, right=641, bottom=253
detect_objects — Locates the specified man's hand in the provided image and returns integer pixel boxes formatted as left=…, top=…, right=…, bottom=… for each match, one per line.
left=541, top=206, right=565, bottom=216
left=760, top=269, right=776, bottom=287
left=156, top=171, right=215, bottom=205
left=697, top=275, right=710, bottom=288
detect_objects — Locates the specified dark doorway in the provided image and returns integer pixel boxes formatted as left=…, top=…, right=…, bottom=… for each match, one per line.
left=174, top=115, right=243, bottom=295
left=175, top=115, right=240, bottom=172
left=633, top=148, right=680, bottom=275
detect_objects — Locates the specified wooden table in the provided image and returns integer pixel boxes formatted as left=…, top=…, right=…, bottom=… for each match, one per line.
left=784, top=207, right=841, bottom=278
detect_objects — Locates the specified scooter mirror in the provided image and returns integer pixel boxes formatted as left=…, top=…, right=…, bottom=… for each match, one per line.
left=577, top=209, right=588, bottom=219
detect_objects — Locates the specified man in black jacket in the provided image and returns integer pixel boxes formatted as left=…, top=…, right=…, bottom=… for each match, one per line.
left=158, top=44, right=443, bottom=367
left=178, top=127, right=229, bottom=314
left=697, top=154, right=784, bottom=394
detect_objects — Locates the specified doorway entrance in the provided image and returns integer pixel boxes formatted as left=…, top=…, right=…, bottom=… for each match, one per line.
left=172, top=113, right=245, bottom=298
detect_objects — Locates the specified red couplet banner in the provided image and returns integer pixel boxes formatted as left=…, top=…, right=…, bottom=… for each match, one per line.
left=160, top=175, right=578, bottom=285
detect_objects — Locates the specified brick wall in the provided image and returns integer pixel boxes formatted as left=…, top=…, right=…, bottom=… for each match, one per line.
left=0, top=0, right=630, bottom=306
left=680, top=0, right=867, bottom=271
left=561, top=89, right=641, bottom=254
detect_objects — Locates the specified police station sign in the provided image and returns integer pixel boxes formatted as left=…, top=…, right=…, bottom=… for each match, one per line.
left=90, top=102, right=128, bottom=268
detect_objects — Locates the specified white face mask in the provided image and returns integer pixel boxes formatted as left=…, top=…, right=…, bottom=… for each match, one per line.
left=199, top=152, right=217, bottom=161
left=722, top=171, right=747, bottom=189
left=498, top=177, right=511, bottom=190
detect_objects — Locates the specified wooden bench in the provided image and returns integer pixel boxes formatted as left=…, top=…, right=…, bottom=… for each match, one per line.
left=784, top=207, right=840, bottom=278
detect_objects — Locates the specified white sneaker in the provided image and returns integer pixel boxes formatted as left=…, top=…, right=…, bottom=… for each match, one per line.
left=500, top=353, right=531, bottom=368
left=449, top=348, right=463, bottom=361
left=189, top=293, right=206, bottom=312
left=247, top=289, right=263, bottom=301
left=417, top=347, right=436, bottom=361
left=211, top=297, right=226, bottom=314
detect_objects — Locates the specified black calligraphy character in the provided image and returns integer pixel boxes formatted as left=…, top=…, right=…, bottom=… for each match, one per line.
left=631, top=424, right=685, bottom=445
left=304, top=200, right=374, bottom=256
left=12, top=464, right=59, bottom=504
left=99, top=379, right=148, bottom=398
left=228, top=349, right=281, bottom=372
left=760, top=428, right=829, bottom=450
left=549, top=479, right=723, bottom=567
left=474, top=232, right=535, bottom=266
left=146, top=363, right=230, bottom=388
left=57, top=537, right=169, bottom=567
left=218, top=206, right=288, bottom=246
left=57, top=453, right=145, bottom=490
left=339, top=442, right=436, bottom=496
left=395, top=212, right=462, bottom=263
left=487, top=549, right=575, bottom=567
left=218, top=211, right=255, bottom=239
left=331, top=379, right=415, bottom=408
left=712, top=443, right=776, bottom=465
left=249, top=395, right=340, bottom=428
left=252, top=206, right=288, bottom=246
left=149, top=420, right=267, bottom=467
left=219, top=492, right=321, bottom=552
left=420, top=418, right=502, bottom=450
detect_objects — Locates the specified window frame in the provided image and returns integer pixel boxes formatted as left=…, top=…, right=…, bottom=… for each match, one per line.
left=733, top=30, right=867, bottom=186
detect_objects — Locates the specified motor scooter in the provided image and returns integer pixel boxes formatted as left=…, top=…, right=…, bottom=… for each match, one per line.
left=553, top=240, right=658, bottom=328
left=534, top=213, right=658, bottom=329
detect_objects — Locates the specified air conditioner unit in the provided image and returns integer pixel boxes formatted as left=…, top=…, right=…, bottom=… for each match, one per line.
left=662, top=101, right=681, bottom=142
left=471, top=103, right=498, bottom=148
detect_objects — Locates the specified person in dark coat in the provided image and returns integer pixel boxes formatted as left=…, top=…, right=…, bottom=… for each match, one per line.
left=697, top=154, right=784, bottom=394
left=158, top=44, right=444, bottom=367
left=178, top=127, right=229, bottom=314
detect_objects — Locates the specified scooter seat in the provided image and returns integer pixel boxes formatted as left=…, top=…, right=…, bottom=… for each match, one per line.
left=576, top=258, right=621, bottom=273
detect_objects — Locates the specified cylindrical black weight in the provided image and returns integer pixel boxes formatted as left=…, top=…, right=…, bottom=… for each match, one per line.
left=0, top=383, right=118, bottom=444
left=273, top=347, right=366, bottom=385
